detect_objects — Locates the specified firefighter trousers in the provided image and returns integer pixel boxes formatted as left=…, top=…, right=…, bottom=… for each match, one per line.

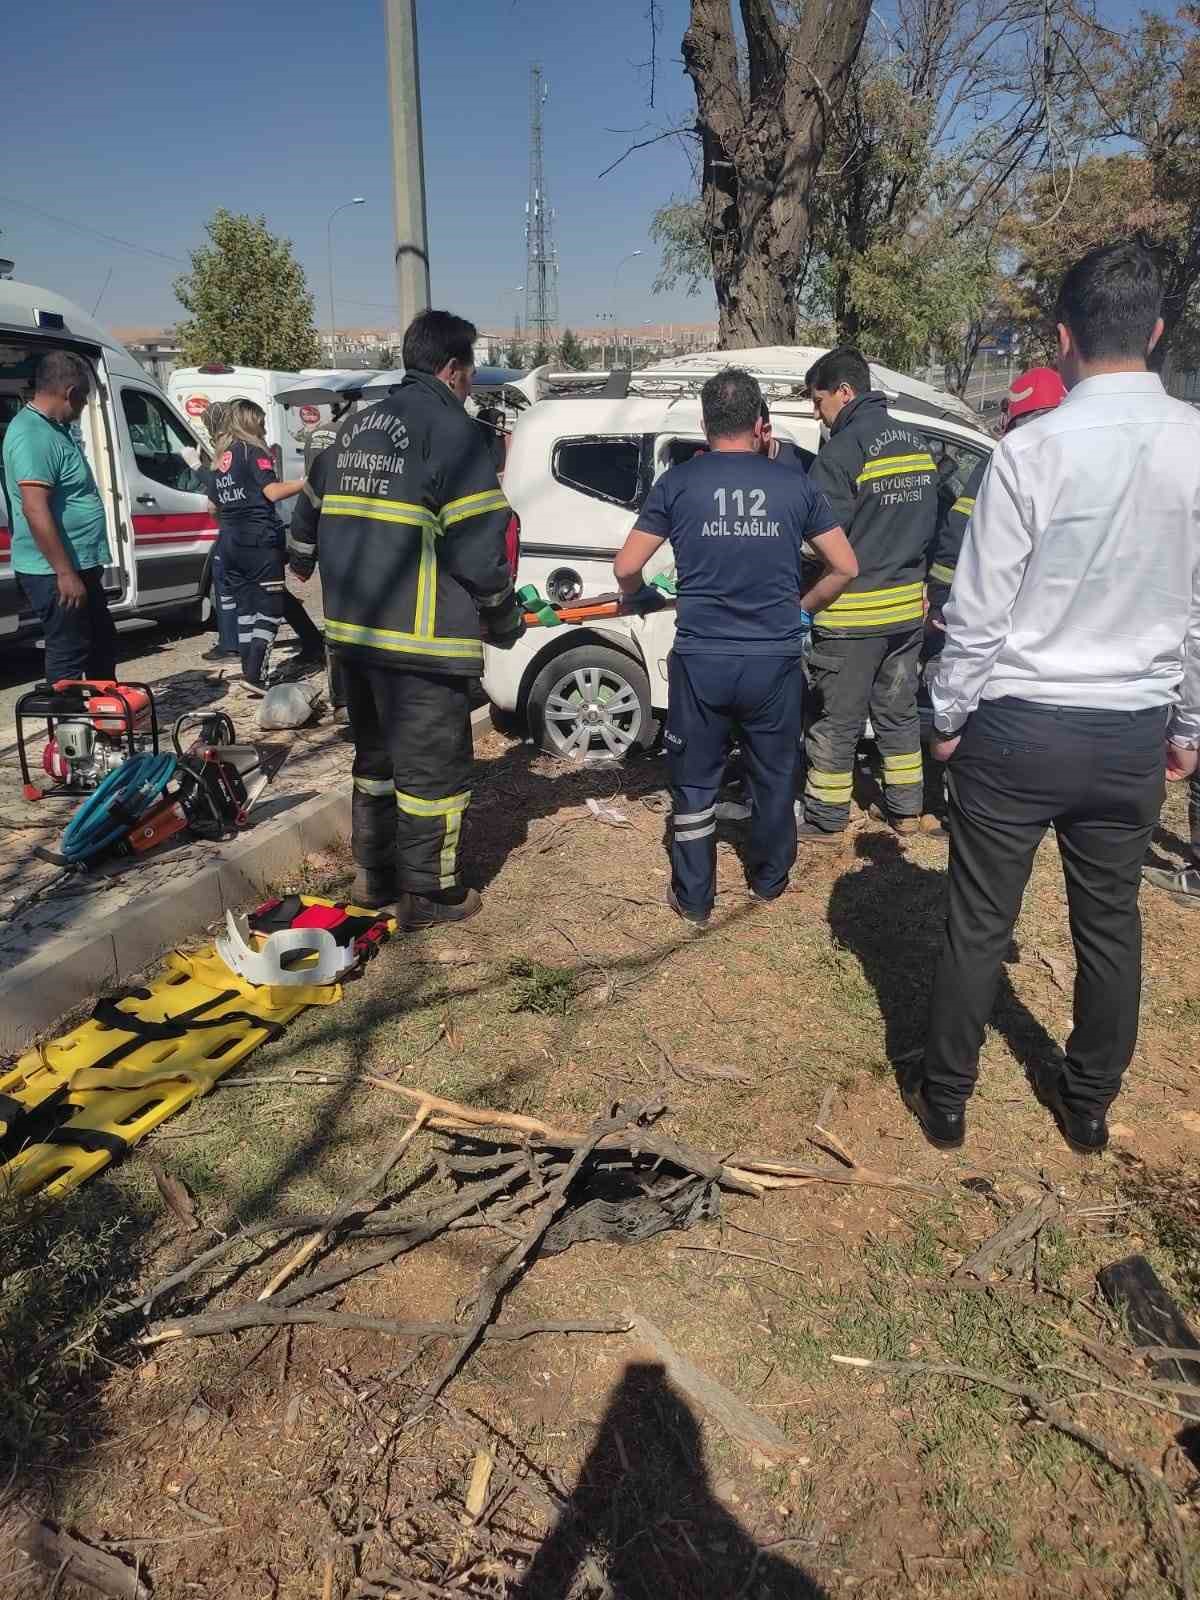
left=343, top=662, right=475, bottom=893
left=803, top=626, right=923, bottom=831
left=224, top=536, right=285, bottom=686
left=666, top=651, right=803, bottom=918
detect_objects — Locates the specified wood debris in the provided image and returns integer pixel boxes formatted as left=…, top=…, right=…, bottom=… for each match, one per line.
left=629, top=1314, right=806, bottom=1461
left=953, top=1186, right=1063, bottom=1282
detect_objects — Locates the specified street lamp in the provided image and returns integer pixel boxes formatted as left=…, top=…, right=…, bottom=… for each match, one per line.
left=327, top=197, right=366, bottom=355
left=611, top=251, right=644, bottom=368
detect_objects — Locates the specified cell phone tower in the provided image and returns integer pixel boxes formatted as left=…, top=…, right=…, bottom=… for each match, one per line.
left=524, top=63, right=559, bottom=351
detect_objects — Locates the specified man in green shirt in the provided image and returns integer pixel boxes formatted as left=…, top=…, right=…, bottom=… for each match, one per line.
left=2, top=350, right=117, bottom=681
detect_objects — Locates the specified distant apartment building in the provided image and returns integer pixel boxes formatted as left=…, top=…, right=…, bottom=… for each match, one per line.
left=112, top=328, right=183, bottom=387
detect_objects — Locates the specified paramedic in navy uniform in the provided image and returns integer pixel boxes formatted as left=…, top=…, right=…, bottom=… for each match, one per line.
left=613, top=368, right=858, bottom=925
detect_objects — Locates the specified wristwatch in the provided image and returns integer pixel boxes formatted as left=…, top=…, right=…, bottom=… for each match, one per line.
left=1168, top=732, right=1200, bottom=750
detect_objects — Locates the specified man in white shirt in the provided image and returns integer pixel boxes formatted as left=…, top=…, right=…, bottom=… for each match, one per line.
left=906, top=241, right=1200, bottom=1155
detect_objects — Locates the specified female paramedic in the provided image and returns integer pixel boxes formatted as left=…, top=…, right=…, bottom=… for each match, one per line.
left=208, top=400, right=306, bottom=693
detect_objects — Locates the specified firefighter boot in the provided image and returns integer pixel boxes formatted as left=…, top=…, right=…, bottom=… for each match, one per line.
left=352, top=867, right=402, bottom=913
left=405, top=887, right=483, bottom=929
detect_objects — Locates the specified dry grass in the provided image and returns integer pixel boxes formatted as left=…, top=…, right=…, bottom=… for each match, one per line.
left=2, top=733, right=1199, bottom=1599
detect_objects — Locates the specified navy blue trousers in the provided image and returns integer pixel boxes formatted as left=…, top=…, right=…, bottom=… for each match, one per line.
left=18, top=566, right=118, bottom=683
left=212, top=545, right=240, bottom=651
left=665, top=651, right=804, bottom=917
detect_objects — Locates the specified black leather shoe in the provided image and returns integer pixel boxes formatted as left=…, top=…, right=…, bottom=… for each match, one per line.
left=1032, top=1061, right=1108, bottom=1153
left=902, top=1080, right=966, bottom=1149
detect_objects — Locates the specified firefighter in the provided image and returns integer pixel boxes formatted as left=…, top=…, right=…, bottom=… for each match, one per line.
left=287, top=310, right=524, bottom=926
left=208, top=400, right=305, bottom=694
left=613, top=368, right=857, bottom=924
left=800, top=348, right=939, bottom=841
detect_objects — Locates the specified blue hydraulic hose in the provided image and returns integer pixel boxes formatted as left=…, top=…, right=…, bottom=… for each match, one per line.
left=60, top=753, right=177, bottom=864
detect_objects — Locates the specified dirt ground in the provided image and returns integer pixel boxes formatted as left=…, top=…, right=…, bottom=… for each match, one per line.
left=2, top=728, right=1198, bottom=1600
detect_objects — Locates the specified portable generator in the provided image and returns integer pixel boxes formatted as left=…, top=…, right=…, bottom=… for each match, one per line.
left=15, top=679, right=160, bottom=801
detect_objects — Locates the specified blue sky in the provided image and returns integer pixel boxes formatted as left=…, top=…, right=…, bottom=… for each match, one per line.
left=4, top=0, right=1151, bottom=341
left=1, top=0, right=706, bottom=336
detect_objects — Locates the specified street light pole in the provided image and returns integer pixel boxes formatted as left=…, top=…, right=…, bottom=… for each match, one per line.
left=611, top=251, right=643, bottom=368
left=327, top=197, right=366, bottom=356
left=384, top=0, right=431, bottom=330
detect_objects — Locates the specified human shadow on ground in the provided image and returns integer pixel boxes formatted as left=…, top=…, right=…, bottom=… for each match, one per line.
left=466, top=738, right=675, bottom=893
left=514, top=1361, right=830, bottom=1600
left=826, top=831, right=1059, bottom=1072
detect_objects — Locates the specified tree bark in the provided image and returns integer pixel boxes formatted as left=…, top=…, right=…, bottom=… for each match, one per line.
left=684, top=0, right=872, bottom=347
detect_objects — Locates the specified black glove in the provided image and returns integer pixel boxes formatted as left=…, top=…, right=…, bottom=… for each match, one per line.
left=628, top=582, right=668, bottom=614
left=482, top=608, right=526, bottom=649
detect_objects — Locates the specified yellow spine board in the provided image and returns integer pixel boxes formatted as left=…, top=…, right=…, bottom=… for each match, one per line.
left=0, top=899, right=392, bottom=1202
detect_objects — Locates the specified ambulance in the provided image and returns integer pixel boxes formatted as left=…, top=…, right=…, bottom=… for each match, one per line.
left=167, top=366, right=339, bottom=487
left=0, top=281, right=216, bottom=647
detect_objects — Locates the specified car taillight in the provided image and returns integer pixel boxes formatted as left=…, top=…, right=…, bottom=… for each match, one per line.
left=505, top=512, right=521, bottom=578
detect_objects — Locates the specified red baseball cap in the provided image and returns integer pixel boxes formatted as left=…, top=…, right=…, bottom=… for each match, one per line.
left=1002, top=366, right=1067, bottom=429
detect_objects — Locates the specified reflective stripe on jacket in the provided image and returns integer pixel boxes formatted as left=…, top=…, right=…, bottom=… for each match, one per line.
left=808, top=391, right=939, bottom=636
left=928, top=456, right=986, bottom=608
left=287, top=371, right=520, bottom=675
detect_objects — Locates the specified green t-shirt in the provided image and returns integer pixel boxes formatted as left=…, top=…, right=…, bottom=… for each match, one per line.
left=2, top=404, right=110, bottom=575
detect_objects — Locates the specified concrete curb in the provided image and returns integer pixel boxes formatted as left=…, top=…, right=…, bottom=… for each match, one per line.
left=0, top=703, right=495, bottom=1053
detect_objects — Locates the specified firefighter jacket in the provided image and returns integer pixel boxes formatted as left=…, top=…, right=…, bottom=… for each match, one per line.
left=288, top=371, right=522, bottom=675
left=927, top=455, right=985, bottom=613
left=808, top=391, right=939, bottom=636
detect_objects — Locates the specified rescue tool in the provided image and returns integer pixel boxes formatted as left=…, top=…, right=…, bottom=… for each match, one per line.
left=517, top=573, right=677, bottom=629
left=15, top=679, right=160, bottom=801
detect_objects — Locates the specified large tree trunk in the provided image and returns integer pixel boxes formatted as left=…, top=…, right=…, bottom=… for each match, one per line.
left=684, top=0, right=872, bottom=348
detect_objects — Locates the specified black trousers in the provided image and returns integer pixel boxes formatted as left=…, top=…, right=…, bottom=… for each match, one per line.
left=223, top=536, right=285, bottom=685
left=18, top=566, right=118, bottom=683
left=923, top=697, right=1169, bottom=1119
left=344, top=660, right=474, bottom=893
left=804, top=627, right=923, bottom=829
left=666, top=651, right=803, bottom=917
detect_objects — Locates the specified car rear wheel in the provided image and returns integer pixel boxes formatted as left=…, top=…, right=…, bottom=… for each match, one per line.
left=527, top=645, right=656, bottom=761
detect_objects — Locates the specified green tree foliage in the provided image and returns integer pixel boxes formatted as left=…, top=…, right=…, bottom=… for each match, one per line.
left=174, top=210, right=322, bottom=370
left=1006, top=8, right=1200, bottom=372
left=558, top=328, right=589, bottom=369
left=652, top=0, right=1104, bottom=385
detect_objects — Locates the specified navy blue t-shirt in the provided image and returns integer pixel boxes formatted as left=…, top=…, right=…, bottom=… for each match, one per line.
left=207, top=438, right=285, bottom=545
left=636, top=450, right=836, bottom=655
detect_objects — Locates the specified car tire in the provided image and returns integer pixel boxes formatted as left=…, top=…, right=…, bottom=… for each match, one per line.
left=527, top=644, right=657, bottom=762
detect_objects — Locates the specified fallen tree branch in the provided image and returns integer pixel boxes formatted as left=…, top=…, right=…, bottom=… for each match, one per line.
left=405, top=1104, right=648, bottom=1421
left=122, top=1161, right=526, bottom=1318
left=674, top=1244, right=809, bottom=1279
left=724, top=1152, right=941, bottom=1198
left=359, top=1080, right=563, bottom=1139
left=257, top=1102, right=432, bottom=1300
left=138, top=1311, right=631, bottom=1348
left=1043, top=1363, right=1200, bottom=1425
left=831, top=1356, right=1195, bottom=1600
left=17, top=1519, right=151, bottom=1600
left=630, top=1313, right=805, bottom=1461
left=953, top=1189, right=1062, bottom=1281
